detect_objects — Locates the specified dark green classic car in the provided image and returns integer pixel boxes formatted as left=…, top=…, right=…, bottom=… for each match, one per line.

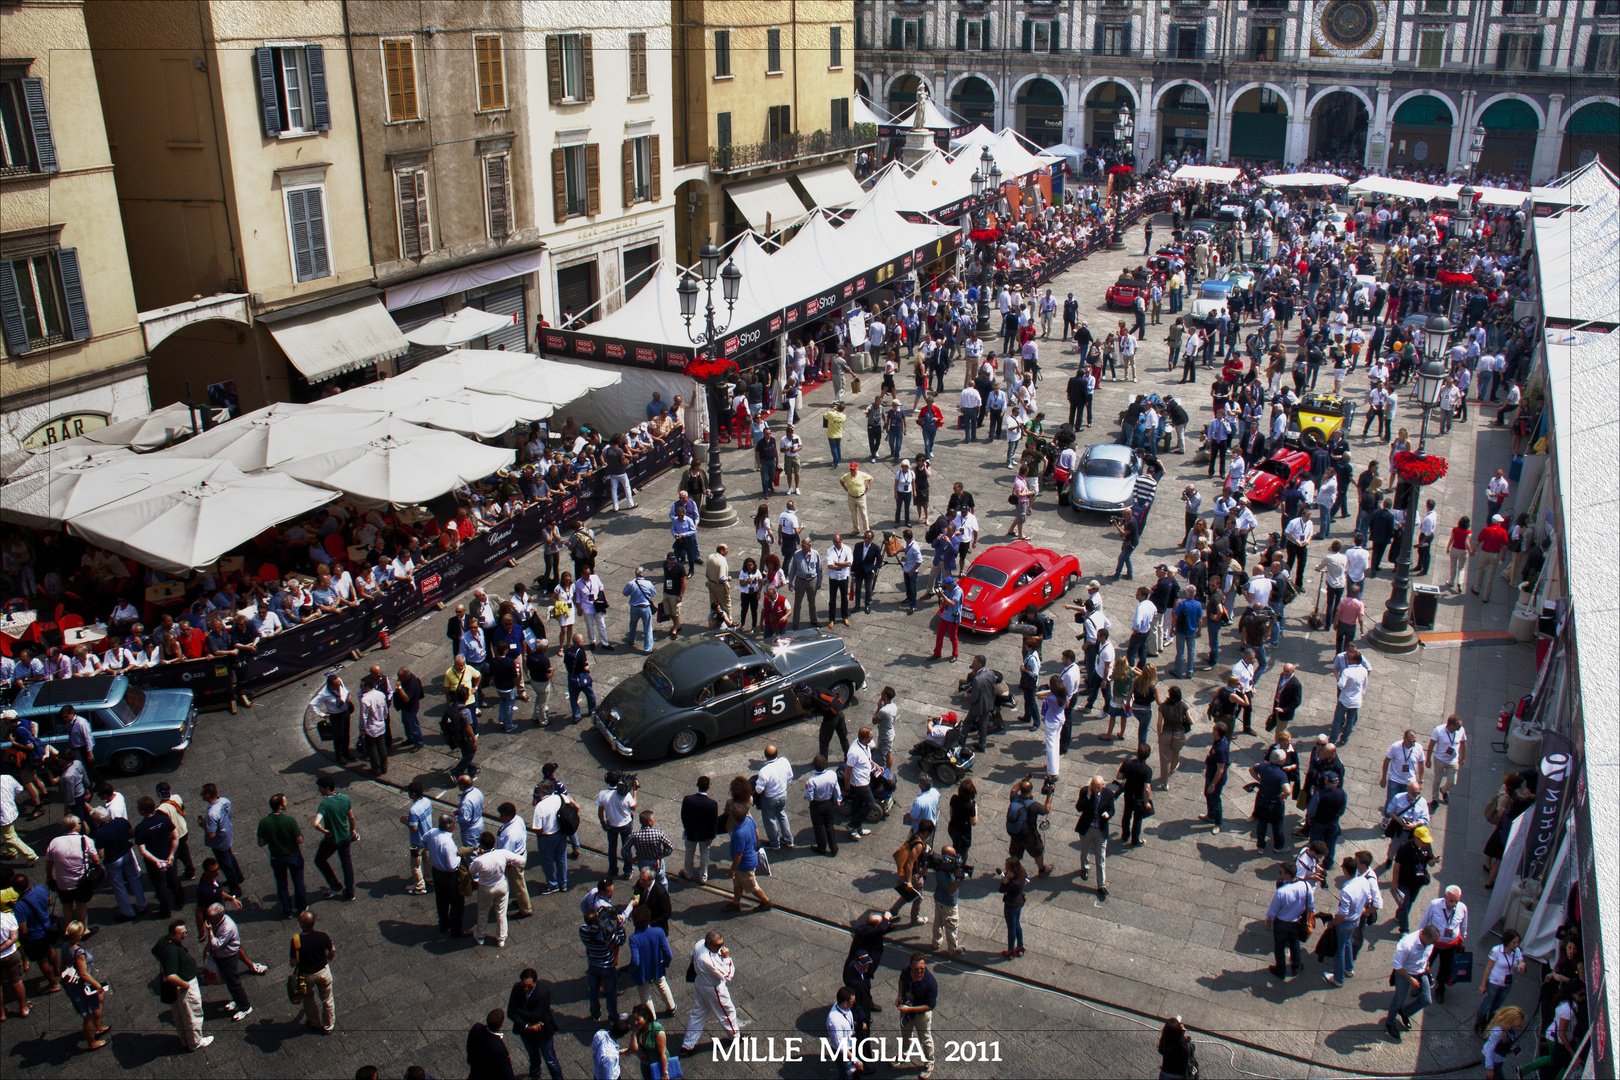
left=592, top=630, right=866, bottom=759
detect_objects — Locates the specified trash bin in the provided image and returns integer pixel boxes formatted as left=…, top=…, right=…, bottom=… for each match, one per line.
left=1411, top=583, right=1441, bottom=630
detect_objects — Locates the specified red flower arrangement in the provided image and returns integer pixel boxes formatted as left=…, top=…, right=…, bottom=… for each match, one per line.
left=968, top=228, right=1002, bottom=244
left=1391, top=450, right=1448, bottom=485
left=1109, top=165, right=1134, bottom=176
left=687, top=357, right=738, bottom=382
left=1436, top=270, right=1477, bottom=287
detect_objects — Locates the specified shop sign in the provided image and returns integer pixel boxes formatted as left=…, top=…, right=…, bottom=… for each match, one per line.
left=21, top=413, right=108, bottom=450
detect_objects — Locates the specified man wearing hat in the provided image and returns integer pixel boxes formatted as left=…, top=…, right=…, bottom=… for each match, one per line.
left=1470, top=514, right=1511, bottom=602
left=931, top=575, right=964, bottom=662
left=841, top=462, right=875, bottom=536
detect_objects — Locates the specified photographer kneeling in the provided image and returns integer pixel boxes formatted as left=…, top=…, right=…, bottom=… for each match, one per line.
left=888, top=820, right=934, bottom=926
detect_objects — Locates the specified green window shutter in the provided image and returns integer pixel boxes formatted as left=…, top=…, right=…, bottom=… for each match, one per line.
left=55, top=248, right=91, bottom=342
left=1168, top=23, right=1181, bottom=57
left=983, top=18, right=992, bottom=48
left=1051, top=21, right=1061, bottom=52
left=1495, top=39, right=1508, bottom=70
left=1094, top=23, right=1105, bottom=54
left=1122, top=26, right=1132, bottom=56
left=957, top=17, right=966, bottom=50
left=305, top=45, right=331, bottom=131
left=890, top=17, right=902, bottom=50
left=0, top=260, right=30, bottom=355
left=254, top=48, right=282, bottom=137
left=1022, top=19, right=1033, bottom=52
left=19, top=79, right=57, bottom=173
left=1196, top=24, right=1207, bottom=59
left=1529, top=31, right=1542, bottom=71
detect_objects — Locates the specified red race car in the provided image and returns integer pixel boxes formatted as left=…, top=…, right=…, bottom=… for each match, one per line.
left=956, top=541, right=1081, bottom=634
left=1244, top=448, right=1311, bottom=509
left=1105, top=275, right=1146, bottom=310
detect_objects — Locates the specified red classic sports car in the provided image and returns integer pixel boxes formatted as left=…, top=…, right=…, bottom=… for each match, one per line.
left=1244, top=449, right=1311, bottom=509
left=1105, top=276, right=1146, bottom=310
left=956, top=541, right=1081, bottom=634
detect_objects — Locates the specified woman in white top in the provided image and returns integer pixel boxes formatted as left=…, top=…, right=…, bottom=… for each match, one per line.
left=754, top=504, right=773, bottom=565
left=100, top=643, right=140, bottom=674
left=551, top=572, right=577, bottom=639
left=736, top=558, right=763, bottom=631
left=69, top=646, right=102, bottom=678
left=894, top=462, right=915, bottom=527
left=1475, top=928, right=1525, bottom=1034
left=1480, top=1005, right=1524, bottom=1080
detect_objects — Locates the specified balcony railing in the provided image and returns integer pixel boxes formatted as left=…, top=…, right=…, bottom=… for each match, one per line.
left=712, top=123, right=878, bottom=174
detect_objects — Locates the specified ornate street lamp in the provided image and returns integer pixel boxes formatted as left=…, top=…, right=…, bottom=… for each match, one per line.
left=1423, top=312, right=1454, bottom=360
left=974, top=146, right=1000, bottom=334
left=679, top=240, right=743, bottom=528
left=1109, top=107, right=1134, bottom=249
left=1367, top=354, right=1449, bottom=653
left=1467, top=123, right=1486, bottom=183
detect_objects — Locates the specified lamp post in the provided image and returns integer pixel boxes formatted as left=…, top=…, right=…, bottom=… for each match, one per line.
left=1109, top=106, right=1134, bottom=249
left=1423, top=312, right=1454, bottom=364
left=1467, top=123, right=1485, bottom=184
left=1367, top=354, right=1448, bottom=653
left=678, top=241, right=743, bottom=529
left=973, top=145, right=999, bottom=334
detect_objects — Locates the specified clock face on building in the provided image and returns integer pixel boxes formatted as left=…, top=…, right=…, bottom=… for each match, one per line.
left=1315, top=0, right=1385, bottom=57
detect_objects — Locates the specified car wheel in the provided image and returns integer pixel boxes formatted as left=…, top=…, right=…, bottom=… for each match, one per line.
left=1062, top=573, right=1078, bottom=595
left=1301, top=429, right=1325, bottom=450
left=668, top=728, right=703, bottom=757
left=112, top=749, right=149, bottom=776
left=933, top=762, right=960, bottom=786
left=828, top=681, right=856, bottom=708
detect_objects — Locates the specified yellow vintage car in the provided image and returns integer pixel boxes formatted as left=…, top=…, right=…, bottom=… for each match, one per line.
left=1288, top=391, right=1354, bottom=449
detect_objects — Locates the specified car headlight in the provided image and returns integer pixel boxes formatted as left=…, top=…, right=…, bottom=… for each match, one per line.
left=605, top=708, right=622, bottom=723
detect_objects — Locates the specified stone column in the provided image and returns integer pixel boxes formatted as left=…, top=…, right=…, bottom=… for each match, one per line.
left=1285, top=80, right=1311, bottom=165
left=1137, top=76, right=1156, bottom=163
left=1532, top=94, right=1565, bottom=183
left=1367, top=82, right=1392, bottom=170
left=1448, top=89, right=1476, bottom=175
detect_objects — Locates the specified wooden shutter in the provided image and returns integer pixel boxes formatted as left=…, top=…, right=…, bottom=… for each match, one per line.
left=287, top=189, right=313, bottom=280
left=917, top=17, right=925, bottom=48
left=957, top=18, right=966, bottom=50
left=1196, top=23, right=1207, bottom=59
left=983, top=18, right=992, bottom=48
left=551, top=148, right=568, bottom=223
left=585, top=143, right=600, bottom=216
left=305, top=45, right=331, bottom=130
left=1122, top=26, right=1132, bottom=56
left=649, top=135, right=661, bottom=202
left=384, top=40, right=418, bottom=121
left=582, top=35, right=595, bottom=102
left=1168, top=23, right=1181, bottom=57
left=476, top=36, right=505, bottom=110
left=890, top=17, right=902, bottom=49
left=546, top=35, right=562, bottom=104
left=304, top=189, right=330, bottom=278
left=398, top=171, right=422, bottom=258
left=18, top=78, right=58, bottom=172
left=55, top=248, right=91, bottom=341
left=1495, top=38, right=1508, bottom=70
left=254, top=48, right=282, bottom=137
left=0, top=260, right=30, bottom=355
left=1094, top=22, right=1105, bottom=54
left=486, top=156, right=509, bottom=237
left=717, top=111, right=731, bottom=147
left=622, top=139, right=635, bottom=207
left=1586, top=37, right=1599, bottom=71
left=1529, top=30, right=1543, bottom=70
left=629, top=33, right=647, bottom=95
left=1050, top=20, right=1061, bottom=52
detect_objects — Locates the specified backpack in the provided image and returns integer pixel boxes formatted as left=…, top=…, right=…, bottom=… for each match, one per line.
left=1005, top=798, right=1029, bottom=838
left=925, top=514, right=948, bottom=545
left=1276, top=573, right=1300, bottom=605
left=573, top=530, right=597, bottom=558
left=556, top=800, right=581, bottom=837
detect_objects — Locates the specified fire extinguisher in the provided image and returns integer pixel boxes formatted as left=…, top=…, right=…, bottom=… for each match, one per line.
left=378, top=627, right=391, bottom=649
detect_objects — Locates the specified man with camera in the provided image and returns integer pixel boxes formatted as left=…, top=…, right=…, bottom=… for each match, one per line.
left=597, top=772, right=638, bottom=881
left=928, top=845, right=967, bottom=958
left=887, top=820, right=934, bottom=926
left=1006, top=777, right=1053, bottom=877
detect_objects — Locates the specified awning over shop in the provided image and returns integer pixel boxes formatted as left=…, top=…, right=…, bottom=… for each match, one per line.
left=267, top=297, right=410, bottom=384
left=1261, top=172, right=1349, bottom=187
left=382, top=247, right=543, bottom=311
left=725, top=176, right=811, bottom=233
left=1347, top=176, right=1445, bottom=200
left=1172, top=165, right=1241, bottom=184
left=795, top=163, right=866, bottom=210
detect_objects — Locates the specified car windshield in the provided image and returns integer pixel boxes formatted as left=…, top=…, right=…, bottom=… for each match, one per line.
left=965, top=565, right=1008, bottom=589
left=1084, top=456, right=1129, bottom=478
left=644, top=661, right=675, bottom=701
left=103, top=689, right=142, bottom=727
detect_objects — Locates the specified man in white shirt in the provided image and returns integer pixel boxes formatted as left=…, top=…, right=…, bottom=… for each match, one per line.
left=1419, top=885, right=1470, bottom=1001
left=825, top=535, right=854, bottom=627
left=1425, top=713, right=1468, bottom=808
left=360, top=678, right=390, bottom=777
left=682, top=931, right=739, bottom=1052
left=951, top=509, right=980, bottom=573
left=958, top=385, right=982, bottom=442
left=753, top=745, right=795, bottom=850
left=1126, top=587, right=1156, bottom=668
left=1380, top=729, right=1425, bottom=805
left=1331, top=649, right=1369, bottom=745
left=1384, top=926, right=1439, bottom=1040
left=1326, top=853, right=1377, bottom=986
left=1284, top=512, right=1315, bottom=591
left=597, top=775, right=637, bottom=880
left=1343, top=537, right=1370, bottom=587
left=531, top=780, right=569, bottom=894
left=843, top=730, right=876, bottom=838
left=777, top=503, right=801, bottom=549
left=826, top=987, right=860, bottom=1067
left=1415, top=498, right=1439, bottom=576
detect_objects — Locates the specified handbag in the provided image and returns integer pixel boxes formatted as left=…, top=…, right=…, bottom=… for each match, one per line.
left=79, top=836, right=107, bottom=889
left=685, top=959, right=697, bottom=983
left=200, top=952, right=221, bottom=985
left=456, top=865, right=477, bottom=897
left=649, top=1055, right=684, bottom=1079
left=1451, top=950, right=1474, bottom=983
left=288, top=934, right=308, bottom=1002
left=316, top=717, right=333, bottom=741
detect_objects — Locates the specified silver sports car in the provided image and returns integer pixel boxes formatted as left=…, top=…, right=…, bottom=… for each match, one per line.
left=1069, top=443, right=1140, bottom=513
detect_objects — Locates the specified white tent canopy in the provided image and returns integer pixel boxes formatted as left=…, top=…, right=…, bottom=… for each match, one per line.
left=163, top=402, right=381, bottom=473
left=402, top=306, right=518, bottom=347
left=906, top=150, right=973, bottom=210
left=67, top=461, right=334, bottom=573
left=274, top=417, right=514, bottom=507
left=891, top=97, right=962, bottom=133
left=1, top=454, right=209, bottom=529
left=852, top=96, right=888, bottom=128
left=794, top=163, right=866, bottom=210
left=1261, top=172, right=1349, bottom=187
left=949, top=124, right=999, bottom=151
left=1172, top=165, right=1242, bottom=184
left=1471, top=185, right=1532, bottom=207
left=469, top=356, right=623, bottom=404
left=394, top=389, right=553, bottom=440
left=725, top=174, right=811, bottom=233
left=1348, top=175, right=1445, bottom=200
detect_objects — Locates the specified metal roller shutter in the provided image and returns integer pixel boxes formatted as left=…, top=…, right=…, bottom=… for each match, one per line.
left=469, top=283, right=527, bottom=352
left=391, top=298, right=447, bottom=374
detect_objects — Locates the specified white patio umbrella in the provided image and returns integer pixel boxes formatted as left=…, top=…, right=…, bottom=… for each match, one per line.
left=161, top=402, right=383, bottom=473
left=66, top=461, right=334, bottom=573
left=326, top=377, right=456, bottom=414
left=274, top=424, right=514, bottom=506
left=394, top=389, right=553, bottom=440
left=469, top=357, right=622, bottom=404
left=73, top=402, right=199, bottom=451
left=2, top=443, right=135, bottom=483
left=402, top=307, right=519, bottom=347
left=402, top=349, right=535, bottom=391
left=0, top=454, right=213, bottom=529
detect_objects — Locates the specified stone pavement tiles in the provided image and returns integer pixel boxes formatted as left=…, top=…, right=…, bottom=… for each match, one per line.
left=0, top=216, right=1539, bottom=1078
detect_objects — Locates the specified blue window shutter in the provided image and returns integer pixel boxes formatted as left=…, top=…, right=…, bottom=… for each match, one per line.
left=305, top=45, right=331, bottom=131
left=0, top=260, right=30, bottom=355
left=304, top=188, right=330, bottom=279
left=19, top=79, right=57, bottom=173
left=287, top=189, right=313, bottom=280
left=55, top=248, right=91, bottom=341
left=255, top=48, right=282, bottom=137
